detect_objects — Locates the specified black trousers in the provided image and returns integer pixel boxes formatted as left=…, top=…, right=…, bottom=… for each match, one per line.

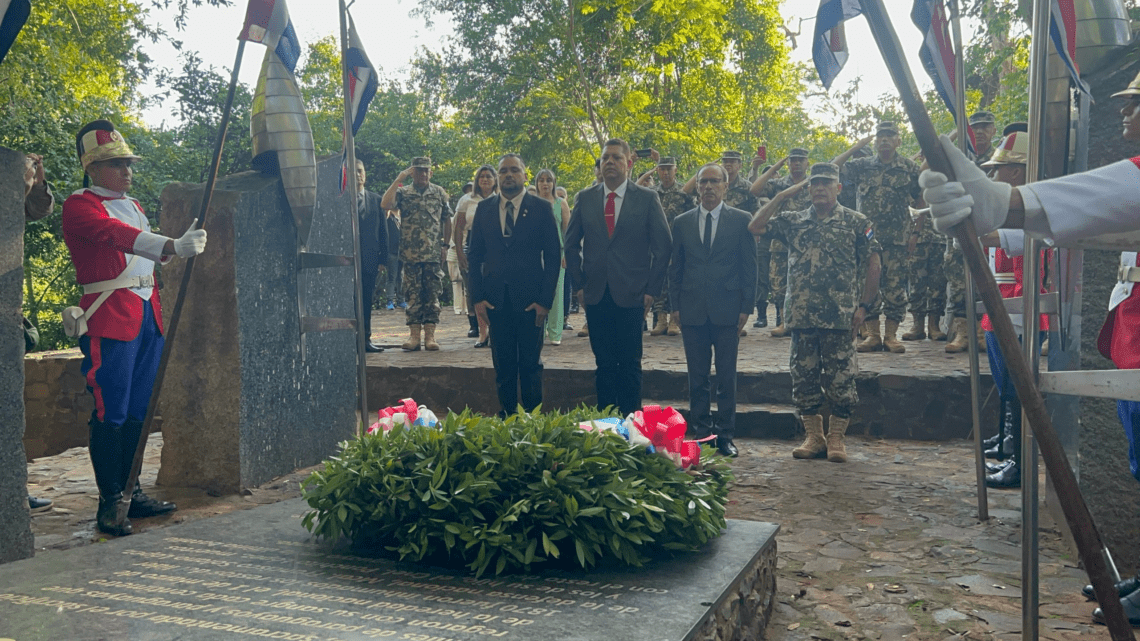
left=360, top=257, right=381, bottom=339
left=487, top=290, right=545, bottom=418
left=681, top=319, right=740, bottom=439
left=586, top=287, right=644, bottom=416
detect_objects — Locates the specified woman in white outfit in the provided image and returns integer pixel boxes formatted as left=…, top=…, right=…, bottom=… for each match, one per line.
left=454, top=165, right=497, bottom=347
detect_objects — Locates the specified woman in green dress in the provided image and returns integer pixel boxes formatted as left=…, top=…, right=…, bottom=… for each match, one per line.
left=535, top=169, right=570, bottom=344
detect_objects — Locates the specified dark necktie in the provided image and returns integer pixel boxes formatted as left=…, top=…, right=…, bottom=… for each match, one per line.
left=704, top=211, right=713, bottom=251
left=605, top=192, right=616, bottom=237
left=504, top=200, right=515, bottom=238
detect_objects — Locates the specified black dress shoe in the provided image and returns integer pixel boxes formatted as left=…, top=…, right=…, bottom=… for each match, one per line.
left=984, top=435, right=1015, bottom=460
left=365, top=341, right=385, bottom=353
left=982, top=432, right=1003, bottom=449
left=985, top=460, right=1020, bottom=488
left=986, top=459, right=1011, bottom=474
left=753, top=317, right=767, bottom=328
left=467, top=328, right=479, bottom=338
left=564, top=322, right=573, bottom=331
left=716, top=438, right=738, bottom=458
left=1093, top=589, right=1140, bottom=626
left=28, top=496, right=52, bottom=513
left=474, top=339, right=489, bottom=348
left=1084, top=574, right=1140, bottom=600
left=97, top=493, right=133, bottom=536
left=128, top=484, right=177, bottom=518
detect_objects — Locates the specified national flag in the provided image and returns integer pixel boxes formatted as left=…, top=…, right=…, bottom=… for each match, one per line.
left=0, top=0, right=31, bottom=67
left=910, top=0, right=973, bottom=154
left=239, top=0, right=301, bottom=75
left=340, top=12, right=379, bottom=193
left=1050, top=0, right=1091, bottom=96
left=813, top=0, right=863, bottom=90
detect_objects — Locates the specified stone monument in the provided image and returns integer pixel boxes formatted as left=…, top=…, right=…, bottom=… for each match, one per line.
left=0, top=146, right=33, bottom=563
left=156, top=156, right=357, bottom=495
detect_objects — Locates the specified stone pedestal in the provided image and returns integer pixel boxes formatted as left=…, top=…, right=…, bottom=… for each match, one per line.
left=157, top=156, right=357, bottom=494
left=0, top=146, right=33, bottom=563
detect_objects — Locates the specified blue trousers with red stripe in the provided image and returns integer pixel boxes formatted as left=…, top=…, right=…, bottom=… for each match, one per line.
left=80, top=303, right=164, bottom=426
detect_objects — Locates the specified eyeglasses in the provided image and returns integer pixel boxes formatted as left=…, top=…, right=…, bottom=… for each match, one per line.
left=698, top=178, right=724, bottom=185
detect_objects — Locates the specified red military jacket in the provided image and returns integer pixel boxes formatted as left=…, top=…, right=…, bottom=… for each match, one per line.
left=1099, top=251, right=1140, bottom=370
left=61, top=187, right=168, bottom=341
left=981, top=246, right=1050, bottom=333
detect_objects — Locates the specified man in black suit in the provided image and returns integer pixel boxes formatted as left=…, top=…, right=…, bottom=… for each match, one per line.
left=356, top=160, right=389, bottom=352
left=669, top=164, right=757, bottom=457
left=565, top=138, right=672, bottom=416
left=468, top=154, right=562, bottom=418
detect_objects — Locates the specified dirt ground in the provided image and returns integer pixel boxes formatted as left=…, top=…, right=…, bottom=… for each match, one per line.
left=24, top=432, right=1109, bottom=639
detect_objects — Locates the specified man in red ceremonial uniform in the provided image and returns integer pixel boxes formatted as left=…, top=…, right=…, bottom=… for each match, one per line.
left=61, top=120, right=208, bottom=536
left=921, top=72, right=1140, bottom=624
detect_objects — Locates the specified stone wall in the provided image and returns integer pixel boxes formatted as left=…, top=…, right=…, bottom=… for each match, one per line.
left=0, top=146, right=33, bottom=563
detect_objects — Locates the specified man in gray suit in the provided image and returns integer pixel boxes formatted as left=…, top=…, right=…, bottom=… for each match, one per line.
left=565, top=138, right=672, bottom=416
left=669, top=164, right=756, bottom=457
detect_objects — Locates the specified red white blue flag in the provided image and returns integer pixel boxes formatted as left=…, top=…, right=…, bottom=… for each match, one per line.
left=1050, top=0, right=1091, bottom=96
left=813, top=0, right=862, bottom=90
left=239, top=0, right=301, bottom=75
left=341, top=12, right=379, bottom=193
left=911, top=0, right=974, bottom=154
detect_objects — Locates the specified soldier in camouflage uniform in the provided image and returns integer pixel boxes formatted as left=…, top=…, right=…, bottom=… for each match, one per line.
left=645, top=155, right=694, bottom=337
left=902, top=207, right=947, bottom=341
left=836, top=122, right=922, bottom=354
left=751, top=147, right=812, bottom=337
left=943, top=111, right=997, bottom=353
left=749, top=163, right=881, bottom=463
left=380, top=156, right=453, bottom=351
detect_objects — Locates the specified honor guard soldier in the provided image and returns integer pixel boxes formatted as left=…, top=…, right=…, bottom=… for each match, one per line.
left=638, top=152, right=694, bottom=337
left=381, top=156, right=453, bottom=351
left=62, top=120, right=206, bottom=536
left=836, top=122, right=923, bottom=354
left=749, top=163, right=882, bottom=463
left=751, top=147, right=813, bottom=336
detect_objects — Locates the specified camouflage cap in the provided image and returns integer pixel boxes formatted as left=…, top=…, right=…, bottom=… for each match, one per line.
left=875, top=121, right=899, bottom=136
left=411, top=157, right=432, bottom=169
left=720, top=150, right=743, bottom=161
left=969, top=111, right=996, bottom=126
left=809, top=162, right=840, bottom=181
left=788, top=147, right=810, bottom=158
left=1112, top=70, right=1140, bottom=98
left=657, top=156, right=677, bottom=167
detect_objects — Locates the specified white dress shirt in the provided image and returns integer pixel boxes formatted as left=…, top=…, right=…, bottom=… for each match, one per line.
left=697, top=202, right=724, bottom=246
left=603, top=180, right=629, bottom=225
left=499, top=191, right=526, bottom=236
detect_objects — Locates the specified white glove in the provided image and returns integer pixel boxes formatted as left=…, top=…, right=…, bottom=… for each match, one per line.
left=173, top=218, right=208, bottom=258
left=919, top=134, right=1012, bottom=236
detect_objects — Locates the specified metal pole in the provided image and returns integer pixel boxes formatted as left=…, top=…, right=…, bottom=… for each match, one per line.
left=857, top=0, right=1134, bottom=636
left=339, top=0, right=369, bottom=436
left=124, top=38, right=247, bottom=496
left=949, top=0, right=988, bottom=522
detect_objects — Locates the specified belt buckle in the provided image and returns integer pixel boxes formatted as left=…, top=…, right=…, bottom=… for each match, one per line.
left=138, top=275, right=155, bottom=288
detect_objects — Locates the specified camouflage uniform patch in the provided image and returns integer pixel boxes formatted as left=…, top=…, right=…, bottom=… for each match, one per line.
left=908, top=224, right=947, bottom=315
left=395, top=183, right=451, bottom=325
left=652, top=183, right=695, bottom=315
left=845, top=154, right=921, bottom=321
left=764, top=175, right=812, bottom=309
left=766, top=203, right=881, bottom=331
left=790, top=329, right=859, bottom=417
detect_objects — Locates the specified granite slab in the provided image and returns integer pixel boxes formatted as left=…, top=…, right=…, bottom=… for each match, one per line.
left=0, top=498, right=779, bottom=641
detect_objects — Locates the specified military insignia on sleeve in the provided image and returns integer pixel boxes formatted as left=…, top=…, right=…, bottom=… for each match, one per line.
left=864, top=227, right=874, bottom=240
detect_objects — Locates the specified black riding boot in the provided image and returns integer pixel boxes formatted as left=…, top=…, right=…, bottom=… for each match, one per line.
left=467, top=315, right=479, bottom=338
left=89, top=415, right=131, bottom=536
left=753, top=302, right=767, bottom=328
left=121, top=417, right=176, bottom=518
left=985, top=398, right=1021, bottom=489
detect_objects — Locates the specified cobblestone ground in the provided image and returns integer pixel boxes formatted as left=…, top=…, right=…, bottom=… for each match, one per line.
left=25, top=435, right=1099, bottom=639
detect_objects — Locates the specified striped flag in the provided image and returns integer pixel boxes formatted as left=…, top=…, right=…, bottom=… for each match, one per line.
left=1050, top=0, right=1091, bottom=96
left=911, top=0, right=974, bottom=154
left=813, top=0, right=863, bottom=90
left=0, top=0, right=30, bottom=66
left=340, top=11, right=379, bottom=193
left=239, top=0, right=301, bottom=75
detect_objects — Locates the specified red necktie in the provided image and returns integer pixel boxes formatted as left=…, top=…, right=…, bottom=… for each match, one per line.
left=605, top=192, right=616, bottom=237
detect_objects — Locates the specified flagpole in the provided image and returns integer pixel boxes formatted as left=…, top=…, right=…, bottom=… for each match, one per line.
left=124, top=38, right=247, bottom=499
left=947, top=0, right=988, bottom=524
left=339, top=0, right=370, bottom=436
left=856, top=0, right=1134, bottom=637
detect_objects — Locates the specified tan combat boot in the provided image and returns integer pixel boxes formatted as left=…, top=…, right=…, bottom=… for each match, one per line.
left=577, top=322, right=589, bottom=337
left=827, top=416, right=850, bottom=463
left=650, top=314, right=669, bottom=336
left=770, top=323, right=789, bottom=337
left=901, top=313, right=926, bottom=341
left=423, top=324, right=440, bottom=351
left=667, top=321, right=681, bottom=336
left=792, top=414, right=827, bottom=459
left=945, top=317, right=969, bottom=353
left=402, top=324, right=422, bottom=351
left=856, top=320, right=882, bottom=352
left=883, top=320, right=906, bottom=354
left=927, top=314, right=947, bottom=341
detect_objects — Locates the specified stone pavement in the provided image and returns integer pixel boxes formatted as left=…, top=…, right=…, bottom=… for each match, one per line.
left=22, top=432, right=1101, bottom=639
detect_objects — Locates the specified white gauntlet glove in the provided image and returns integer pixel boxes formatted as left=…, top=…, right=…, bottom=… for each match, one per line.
left=173, top=218, right=208, bottom=258
left=919, top=134, right=1011, bottom=236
